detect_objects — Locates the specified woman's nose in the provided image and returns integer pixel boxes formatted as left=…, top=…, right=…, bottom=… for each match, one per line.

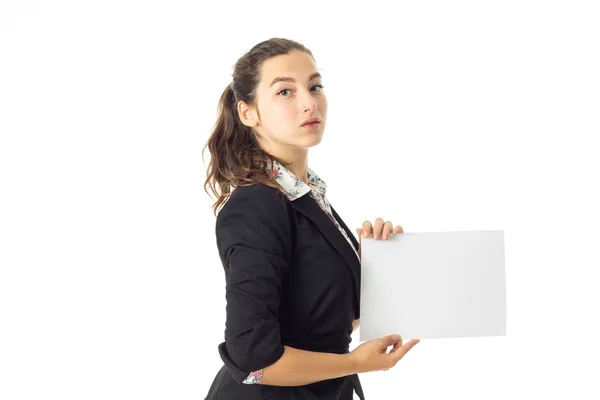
left=301, top=92, right=318, bottom=111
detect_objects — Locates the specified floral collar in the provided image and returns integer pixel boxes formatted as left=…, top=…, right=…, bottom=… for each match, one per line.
left=266, top=159, right=328, bottom=201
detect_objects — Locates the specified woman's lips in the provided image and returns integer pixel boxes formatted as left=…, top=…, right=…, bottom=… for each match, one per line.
left=302, top=121, right=320, bottom=129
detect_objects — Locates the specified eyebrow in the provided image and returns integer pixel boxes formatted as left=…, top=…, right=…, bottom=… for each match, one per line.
left=269, top=72, right=322, bottom=87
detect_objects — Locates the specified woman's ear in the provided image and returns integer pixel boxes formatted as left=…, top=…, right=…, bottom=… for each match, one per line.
left=238, top=101, right=259, bottom=128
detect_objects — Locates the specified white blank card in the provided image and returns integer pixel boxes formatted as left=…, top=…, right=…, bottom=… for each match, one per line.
left=359, top=230, right=506, bottom=341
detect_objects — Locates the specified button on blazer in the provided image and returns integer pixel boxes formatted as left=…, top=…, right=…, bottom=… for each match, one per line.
left=204, top=183, right=365, bottom=400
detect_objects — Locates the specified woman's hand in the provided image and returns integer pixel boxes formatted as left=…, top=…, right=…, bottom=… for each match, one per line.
left=355, top=218, right=404, bottom=260
left=348, top=334, right=420, bottom=373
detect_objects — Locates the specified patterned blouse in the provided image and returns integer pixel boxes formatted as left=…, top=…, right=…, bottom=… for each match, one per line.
left=242, top=159, right=360, bottom=384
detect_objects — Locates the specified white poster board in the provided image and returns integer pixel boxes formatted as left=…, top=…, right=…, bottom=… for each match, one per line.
left=359, top=230, right=506, bottom=341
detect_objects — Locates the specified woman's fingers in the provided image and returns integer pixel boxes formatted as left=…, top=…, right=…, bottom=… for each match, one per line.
left=388, top=336, right=404, bottom=353
left=382, top=221, right=394, bottom=239
left=382, top=335, right=403, bottom=354
left=359, top=221, right=404, bottom=240
left=380, top=334, right=402, bottom=348
left=361, top=220, right=373, bottom=238
left=373, top=218, right=384, bottom=239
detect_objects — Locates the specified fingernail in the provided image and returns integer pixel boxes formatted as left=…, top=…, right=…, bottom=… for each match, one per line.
left=382, top=233, right=387, bottom=240
left=374, top=233, right=380, bottom=239
left=362, top=231, right=368, bottom=238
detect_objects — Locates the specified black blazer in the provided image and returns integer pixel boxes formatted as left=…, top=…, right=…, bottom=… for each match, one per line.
left=204, top=183, right=365, bottom=400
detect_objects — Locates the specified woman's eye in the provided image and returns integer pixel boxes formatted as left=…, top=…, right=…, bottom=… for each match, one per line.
left=276, top=84, right=325, bottom=97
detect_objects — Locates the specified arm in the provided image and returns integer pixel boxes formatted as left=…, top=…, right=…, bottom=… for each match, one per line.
left=246, top=319, right=361, bottom=384
left=259, top=319, right=360, bottom=385
left=259, top=345, right=357, bottom=386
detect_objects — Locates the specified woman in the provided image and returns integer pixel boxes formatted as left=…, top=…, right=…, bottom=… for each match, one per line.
left=202, top=38, right=420, bottom=399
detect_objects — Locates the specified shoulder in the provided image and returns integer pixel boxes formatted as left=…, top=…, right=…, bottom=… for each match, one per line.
left=217, top=183, right=289, bottom=222
left=215, top=183, right=294, bottom=241
left=215, top=183, right=294, bottom=262
left=230, top=183, right=288, bottom=204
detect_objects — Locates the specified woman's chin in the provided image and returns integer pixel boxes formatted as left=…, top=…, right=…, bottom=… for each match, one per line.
left=304, top=132, right=324, bottom=147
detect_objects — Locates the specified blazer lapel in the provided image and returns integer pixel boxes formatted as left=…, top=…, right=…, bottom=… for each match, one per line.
left=291, top=195, right=361, bottom=312
left=330, top=204, right=359, bottom=253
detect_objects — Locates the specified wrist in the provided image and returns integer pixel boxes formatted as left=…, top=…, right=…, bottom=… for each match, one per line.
left=346, top=352, right=361, bottom=375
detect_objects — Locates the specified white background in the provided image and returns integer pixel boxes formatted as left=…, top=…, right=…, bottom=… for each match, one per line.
left=1, top=1, right=598, bottom=399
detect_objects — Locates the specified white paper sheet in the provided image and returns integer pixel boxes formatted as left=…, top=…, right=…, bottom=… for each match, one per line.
left=359, top=230, right=506, bottom=341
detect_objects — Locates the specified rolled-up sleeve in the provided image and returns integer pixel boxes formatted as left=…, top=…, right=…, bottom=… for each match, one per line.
left=215, top=185, right=293, bottom=384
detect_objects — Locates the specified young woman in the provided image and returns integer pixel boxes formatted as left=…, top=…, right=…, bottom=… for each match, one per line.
left=202, top=38, right=420, bottom=399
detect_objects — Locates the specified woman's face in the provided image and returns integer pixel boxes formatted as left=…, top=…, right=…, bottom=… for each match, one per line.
left=238, top=49, right=327, bottom=158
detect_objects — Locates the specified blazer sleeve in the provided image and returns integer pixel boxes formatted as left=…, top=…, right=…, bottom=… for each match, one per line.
left=215, top=184, right=293, bottom=384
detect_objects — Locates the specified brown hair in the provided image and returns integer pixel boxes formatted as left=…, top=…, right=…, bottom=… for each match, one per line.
left=202, top=38, right=316, bottom=216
